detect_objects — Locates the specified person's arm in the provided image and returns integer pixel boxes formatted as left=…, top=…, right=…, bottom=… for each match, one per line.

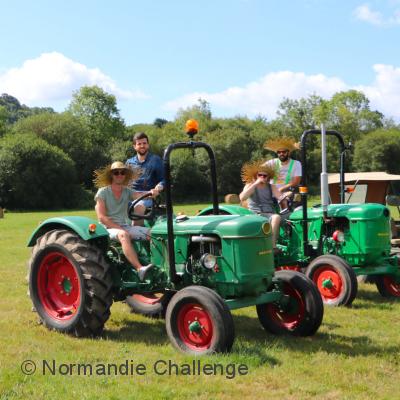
left=95, top=198, right=123, bottom=230
left=153, top=156, right=165, bottom=192
left=131, top=188, right=158, bottom=200
left=278, top=176, right=301, bottom=192
left=240, top=180, right=263, bottom=201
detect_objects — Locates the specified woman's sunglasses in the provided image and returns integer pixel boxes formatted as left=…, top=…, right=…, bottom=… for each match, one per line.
left=257, top=173, right=268, bottom=178
left=112, top=170, right=126, bottom=176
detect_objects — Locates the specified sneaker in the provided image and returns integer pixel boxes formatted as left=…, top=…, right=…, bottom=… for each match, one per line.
left=138, top=264, right=154, bottom=281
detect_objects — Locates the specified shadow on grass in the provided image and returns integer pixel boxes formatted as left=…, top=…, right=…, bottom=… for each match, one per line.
left=232, top=314, right=399, bottom=358
left=103, top=317, right=168, bottom=346
left=100, top=290, right=399, bottom=363
left=351, top=288, right=397, bottom=310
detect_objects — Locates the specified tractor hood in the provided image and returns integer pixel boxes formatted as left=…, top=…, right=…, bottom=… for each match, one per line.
left=151, top=214, right=269, bottom=238
left=290, top=203, right=390, bottom=221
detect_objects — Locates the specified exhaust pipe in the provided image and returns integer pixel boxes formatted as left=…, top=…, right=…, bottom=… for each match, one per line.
left=321, top=123, right=329, bottom=219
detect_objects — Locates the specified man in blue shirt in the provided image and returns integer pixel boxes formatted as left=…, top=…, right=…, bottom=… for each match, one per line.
left=126, top=132, right=164, bottom=225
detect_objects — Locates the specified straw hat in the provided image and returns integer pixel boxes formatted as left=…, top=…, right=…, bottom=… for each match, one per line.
left=264, top=136, right=299, bottom=153
left=93, top=161, right=142, bottom=188
left=241, top=160, right=276, bottom=184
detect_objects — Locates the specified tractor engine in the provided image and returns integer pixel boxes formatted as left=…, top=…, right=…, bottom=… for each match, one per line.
left=186, top=235, right=222, bottom=280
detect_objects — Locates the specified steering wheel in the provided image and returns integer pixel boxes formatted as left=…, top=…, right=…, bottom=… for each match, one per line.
left=128, top=192, right=155, bottom=221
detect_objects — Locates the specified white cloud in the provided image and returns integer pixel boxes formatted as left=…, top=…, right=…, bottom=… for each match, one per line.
left=354, top=3, right=400, bottom=26
left=164, top=71, right=348, bottom=117
left=164, top=64, right=400, bottom=120
left=0, top=52, right=148, bottom=105
left=356, top=64, right=400, bottom=117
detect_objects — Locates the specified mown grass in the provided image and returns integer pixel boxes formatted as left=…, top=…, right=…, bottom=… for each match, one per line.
left=1, top=207, right=400, bottom=400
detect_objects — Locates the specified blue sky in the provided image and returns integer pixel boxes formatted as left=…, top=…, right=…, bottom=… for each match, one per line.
left=0, top=0, right=399, bottom=124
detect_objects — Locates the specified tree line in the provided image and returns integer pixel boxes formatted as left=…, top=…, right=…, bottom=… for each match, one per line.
left=0, top=87, right=399, bottom=210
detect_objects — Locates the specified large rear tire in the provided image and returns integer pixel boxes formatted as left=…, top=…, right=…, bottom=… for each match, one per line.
left=165, top=286, right=234, bottom=355
left=305, top=255, right=358, bottom=306
left=126, top=292, right=171, bottom=319
left=29, top=229, right=113, bottom=337
left=256, top=270, right=323, bottom=336
left=375, top=275, right=400, bottom=298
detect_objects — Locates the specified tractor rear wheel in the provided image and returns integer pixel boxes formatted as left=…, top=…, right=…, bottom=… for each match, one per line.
left=375, top=275, right=400, bottom=298
left=165, top=286, right=234, bottom=355
left=29, top=229, right=113, bottom=337
left=126, top=292, right=171, bottom=318
left=256, top=270, right=323, bottom=336
left=305, top=255, right=358, bottom=306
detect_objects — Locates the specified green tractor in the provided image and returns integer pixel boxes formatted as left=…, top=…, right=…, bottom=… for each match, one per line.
left=288, top=127, right=399, bottom=305
left=27, top=122, right=323, bottom=355
left=203, top=127, right=400, bottom=306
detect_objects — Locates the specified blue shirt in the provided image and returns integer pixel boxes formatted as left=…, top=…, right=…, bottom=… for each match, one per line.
left=126, top=152, right=165, bottom=191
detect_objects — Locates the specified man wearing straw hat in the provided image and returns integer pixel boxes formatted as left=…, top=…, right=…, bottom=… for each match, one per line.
left=264, top=136, right=302, bottom=194
left=94, top=161, right=155, bottom=281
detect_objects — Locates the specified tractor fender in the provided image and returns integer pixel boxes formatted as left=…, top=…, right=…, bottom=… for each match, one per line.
left=27, top=216, right=109, bottom=247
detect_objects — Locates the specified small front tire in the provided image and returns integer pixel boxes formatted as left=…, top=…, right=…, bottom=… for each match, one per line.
left=305, top=255, right=358, bottom=306
left=165, top=286, right=234, bottom=355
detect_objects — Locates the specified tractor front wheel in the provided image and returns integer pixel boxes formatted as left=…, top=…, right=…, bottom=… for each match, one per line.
left=375, top=275, right=400, bottom=298
left=165, top=286, right=234, bottom=355
left=256, top=270, right=323, bottom=336
left=305, top=255, right=358, bottom=306
left=29, top=229, right=113, bottom=337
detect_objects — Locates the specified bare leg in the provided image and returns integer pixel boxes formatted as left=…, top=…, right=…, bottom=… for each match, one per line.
left=133, top=204, right=146, bottom=226
left=270, top=214, right=281, bottom=248
left=117, top=230, right=143, bottom=270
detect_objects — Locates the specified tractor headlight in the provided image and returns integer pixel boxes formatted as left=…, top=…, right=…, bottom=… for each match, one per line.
left=332, top=230, right=345, bottom=242
left=262, top=222, right=271, bottom=235
left=200, top=253, right=217, bottom=269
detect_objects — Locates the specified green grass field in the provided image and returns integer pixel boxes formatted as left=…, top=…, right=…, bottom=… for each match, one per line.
left=1, top=207, right=400, bottom=400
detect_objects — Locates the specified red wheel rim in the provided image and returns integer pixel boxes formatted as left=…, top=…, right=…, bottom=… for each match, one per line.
left=37, top=252, right=81, bottom=320
left=265, top=282, right=305, bottom=329
left=382, top=276, right=400, bottom=297
left=131, top=294, right=163, bottom=305
left=177, top=303, right=213, bottom=350
left=312, top=265, right=343, bottom=303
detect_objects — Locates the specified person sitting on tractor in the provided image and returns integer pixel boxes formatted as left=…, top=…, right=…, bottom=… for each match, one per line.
left=264, top=136, right=302, bottom=209
left=126, top=132, right=164, bottom=226
left=94, top=161, right=155, bottom=281
left=239, top=161, right=285, bottom=251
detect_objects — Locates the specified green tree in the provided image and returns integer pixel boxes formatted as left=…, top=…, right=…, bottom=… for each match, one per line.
left=353, top=129, right=400, bottom=174
left=277, top=94, right=324, bottom=134
left=68, top=85, right=125, bottom=147
left=12, top=112, right=109, bottom=188
left=326, top=90, right=383, bottom=141
left=0, top=106, right=8, bottom=137
left=0, top=133, right=89, bottom=209
left=175, top=98, right=220, bottom=133
left=153, top=118, right=168, bottom=128
left=0, top=93, right=54, bottom=124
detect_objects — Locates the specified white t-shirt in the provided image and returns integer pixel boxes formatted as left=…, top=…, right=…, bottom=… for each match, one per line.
left=265, top=158, right=302, bottom=188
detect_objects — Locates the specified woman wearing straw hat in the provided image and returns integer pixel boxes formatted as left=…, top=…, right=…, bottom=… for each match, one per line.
left=94, top=161, right=155, bottom=281
left=239, top=161, right=283, bottom=252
